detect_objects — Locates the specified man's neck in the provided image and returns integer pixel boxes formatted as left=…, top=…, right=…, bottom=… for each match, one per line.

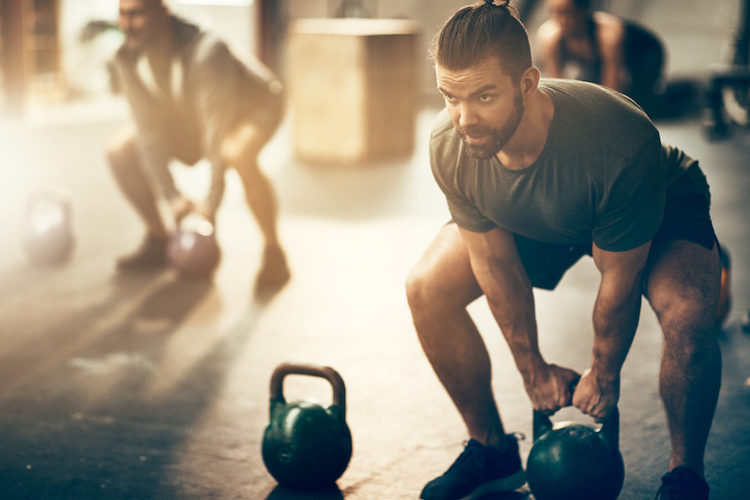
left=496, top=88, right=554, bottom=170
left=144, top=21, right=173, bottom=85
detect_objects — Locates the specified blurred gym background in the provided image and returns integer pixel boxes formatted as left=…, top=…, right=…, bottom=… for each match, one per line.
left=1, top=1, right=749, bottom=499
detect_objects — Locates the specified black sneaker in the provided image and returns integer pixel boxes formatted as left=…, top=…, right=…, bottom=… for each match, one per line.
left=655, top=466, right=709, bottom=500
left=116, top=234, right=168, bottom=272
left=420, top=435, right=526, bottom=500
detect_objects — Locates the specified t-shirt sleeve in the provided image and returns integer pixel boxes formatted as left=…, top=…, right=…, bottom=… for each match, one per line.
left=429, top=129, right=496, bottom=233
left=592, top=135, right=665, bottom=251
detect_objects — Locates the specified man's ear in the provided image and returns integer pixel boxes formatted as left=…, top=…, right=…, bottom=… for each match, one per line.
left=520, top=66, right=541, bottom=97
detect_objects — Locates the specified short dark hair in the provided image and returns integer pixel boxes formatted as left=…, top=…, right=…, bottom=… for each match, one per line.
left=432, top=0, right=532, bottom=82
left=571, top=0, right=593, bottom=10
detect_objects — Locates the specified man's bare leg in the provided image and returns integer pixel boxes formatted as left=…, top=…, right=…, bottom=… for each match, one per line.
left=406, top=223, right=510, bottom=449
left=106, top=125, right=169, bottom=239
left=222, top=122, right=289, bottom=289
left=106, top=124, right=169, bottom=270
left=645, top=240, right=722, bottom=477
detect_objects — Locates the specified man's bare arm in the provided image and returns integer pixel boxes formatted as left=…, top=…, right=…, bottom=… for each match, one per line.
left=459, top=226, right=579, bottom=412
left=573, top=240, right=650, bottom=419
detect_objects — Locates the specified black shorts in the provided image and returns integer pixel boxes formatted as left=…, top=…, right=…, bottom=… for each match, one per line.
left=516, top=193, right=717, bottom=290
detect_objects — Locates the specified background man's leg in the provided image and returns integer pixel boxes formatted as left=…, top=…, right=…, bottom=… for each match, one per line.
left=106, top=124, right=168, bottom=239
left=106, top=124, right=169, bottom=270
left=222, top=122, right=288, bottom=289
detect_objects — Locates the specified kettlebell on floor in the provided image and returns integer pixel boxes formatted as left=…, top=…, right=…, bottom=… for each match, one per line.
left=526, top=406, right=625, bottom=500
left=23, top=188, right=75, bottom=266
left=262, top=363, right=353, bottom=489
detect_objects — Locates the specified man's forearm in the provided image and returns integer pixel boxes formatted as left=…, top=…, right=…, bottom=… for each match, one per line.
left=138, top=134, right=180, bottom=203
left=483, top=260, right=545, bottom=373
left=591, top=278, right=642, bottom=378
left=204, top=157, right=227, bottom=218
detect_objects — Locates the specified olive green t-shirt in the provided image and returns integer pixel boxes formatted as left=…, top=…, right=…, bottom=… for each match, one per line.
left=430, top=79, right=709, bottom=252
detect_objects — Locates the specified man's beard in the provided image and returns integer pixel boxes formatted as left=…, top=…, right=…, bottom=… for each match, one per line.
left=459, top=91, right=524, bottom=159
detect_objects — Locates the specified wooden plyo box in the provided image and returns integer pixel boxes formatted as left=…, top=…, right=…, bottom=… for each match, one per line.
left=287, top=18, right=420, bottom=164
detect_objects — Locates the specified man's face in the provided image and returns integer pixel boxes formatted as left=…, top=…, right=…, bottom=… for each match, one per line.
left=118, top=0, right=165, bottom=51
left=547, top=0, right=585, bottom=36
left=436, top=56, right=524, bottom=159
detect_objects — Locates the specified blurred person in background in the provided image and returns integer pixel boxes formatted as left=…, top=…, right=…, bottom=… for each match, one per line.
left=107, top=0, right=289, bottom=290
left=535, top=0, right=665, bottom=115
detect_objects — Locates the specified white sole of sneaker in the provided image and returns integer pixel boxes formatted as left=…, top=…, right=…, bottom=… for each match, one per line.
left=461, top=469, right=527, bottom=500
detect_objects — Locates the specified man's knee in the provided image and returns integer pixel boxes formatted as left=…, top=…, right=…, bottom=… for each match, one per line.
left=405, top=263, right=435, bottom=314
left=658, top=297, right=720, bottom=364
left=221, top=122, right=268, bottom=171
left=406, top=229, right=481, bottom=316
left=106, top=127, right=140, bottom=175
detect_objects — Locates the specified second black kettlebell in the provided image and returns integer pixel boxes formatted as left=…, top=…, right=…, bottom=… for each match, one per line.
left=262, top=363, right=353, bottom=489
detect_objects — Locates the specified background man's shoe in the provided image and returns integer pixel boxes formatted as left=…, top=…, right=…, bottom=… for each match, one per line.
left=116, top=235, right=168, bottom=272
left=254, top=246, right=290, bottom=293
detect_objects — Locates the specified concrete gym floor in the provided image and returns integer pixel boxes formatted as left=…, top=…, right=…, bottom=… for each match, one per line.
left=2, top=6, right=750, bottom=500
left=1, top=100, right=749, bottom=500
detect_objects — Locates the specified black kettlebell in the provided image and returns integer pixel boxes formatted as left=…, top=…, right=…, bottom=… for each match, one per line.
left=526, top=406, right=624, bottom=500
left=23, top=189, right=75, bottom=266
left=262, top=363, right=353, bottom=489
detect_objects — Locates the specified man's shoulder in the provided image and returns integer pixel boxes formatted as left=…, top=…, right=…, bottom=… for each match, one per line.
left=540, top=78, right=617, bottom=99
left=593, top=11, right=626, bottom=45
left=171, top=15, right=213, bottom=54
left=112, top=15, right=204, bottom=62
left=535, top=19, right=563, bottom=50
left=541, top=79, right=658, bottom=148
left=429, top=108, right=461, bottom=159
left=170, top=14, right=203, bottom=39
left=539, top=78, right=636, bottom=121
left=430, top=108, right=456, bottom=143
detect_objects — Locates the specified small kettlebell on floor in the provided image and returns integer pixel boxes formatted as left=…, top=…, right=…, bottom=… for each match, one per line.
left=262, top=363, right=353, bottom=489
left=167, top=213, right=220, bottom=278
left=23, top=188, right=75, bottom=266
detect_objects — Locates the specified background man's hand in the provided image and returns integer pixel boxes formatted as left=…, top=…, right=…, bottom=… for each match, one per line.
left=171, top=196, right=195, bottom=224
left=572, top=368, right=620, bottom=421
left=523, top=363, right=580, bottom=415
left=195, top=202, right=216, bottom=225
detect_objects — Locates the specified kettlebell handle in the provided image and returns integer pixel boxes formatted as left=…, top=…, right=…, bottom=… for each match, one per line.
left=533, top=406, right=620, bottom=450
left=269, top=362, right=347, bottom=418
left=26, top=188, right=72, bottom=220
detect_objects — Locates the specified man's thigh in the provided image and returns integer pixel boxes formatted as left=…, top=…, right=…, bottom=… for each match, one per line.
left=410, top=223, right=484, bottom=308
left=106, top=123, right=139, bottom=162
left=221, top=98, right=284, bottom=166
left=220, top=121, right=270, bottom=167
left=643, top=239, right=720, bottom=328
left=643, top=193, right=721, bottom=326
